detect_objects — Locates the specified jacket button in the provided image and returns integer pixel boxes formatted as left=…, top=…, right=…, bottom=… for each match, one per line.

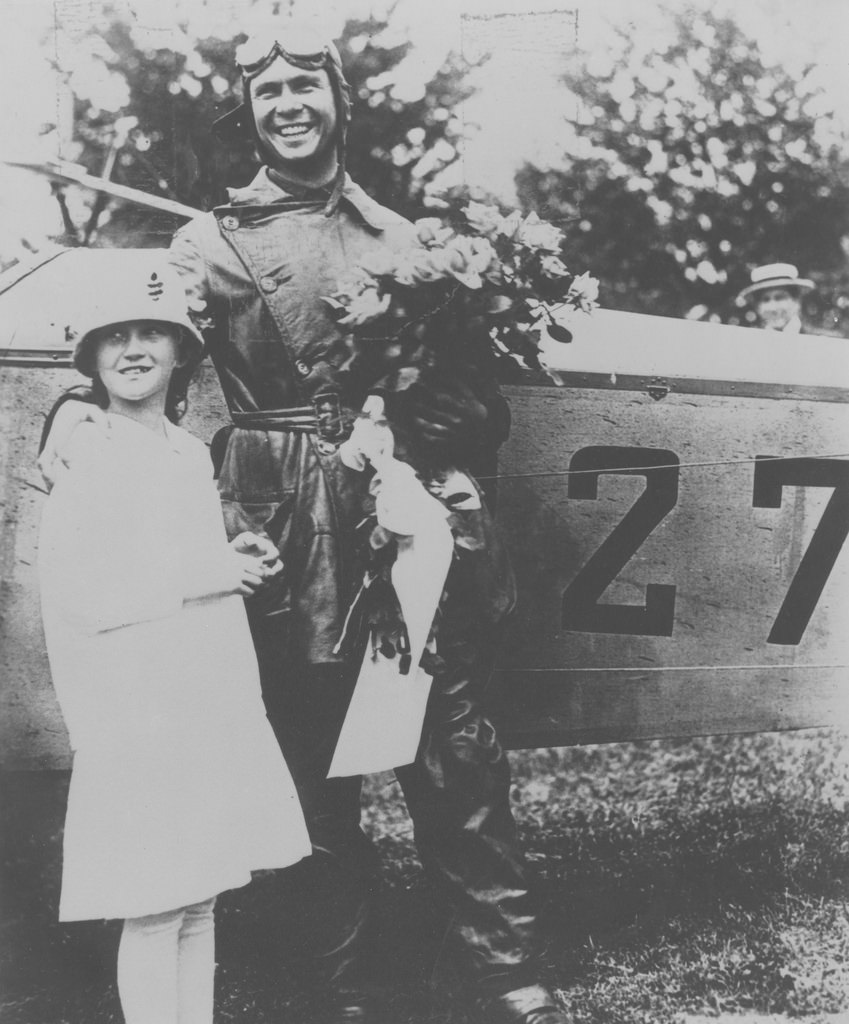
left=295, top=359, right=311, bottom=377
left=221, top=215, right=239, bottom=231
left=260, top=276, right=278, bottom=293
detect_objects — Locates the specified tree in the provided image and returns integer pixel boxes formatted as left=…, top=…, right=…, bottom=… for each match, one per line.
left=337, top=20, right=476, bottom=219
left=515, top=8, right=849, bottom=332
left=47, top=8, right=476, bottom=244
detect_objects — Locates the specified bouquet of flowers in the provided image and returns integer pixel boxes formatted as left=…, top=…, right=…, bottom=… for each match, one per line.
left=322, top=203, right=598, bottom=776
left=325, top=200, right=599, bottom=416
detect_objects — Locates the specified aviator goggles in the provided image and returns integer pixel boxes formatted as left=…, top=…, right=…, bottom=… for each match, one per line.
left=235, top=31, right=339, bottom=79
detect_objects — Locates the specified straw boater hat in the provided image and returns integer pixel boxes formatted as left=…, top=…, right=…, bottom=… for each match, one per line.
left=72, top=253, right=205, bottom=377
left=736, top=263, right=815, bottom=304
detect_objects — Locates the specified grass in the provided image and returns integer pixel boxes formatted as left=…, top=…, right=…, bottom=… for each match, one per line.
left=2, top=729, right=848, bottom=1023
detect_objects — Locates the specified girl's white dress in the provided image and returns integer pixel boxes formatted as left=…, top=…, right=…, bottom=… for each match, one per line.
left=38, top=414, right=311, bottom=922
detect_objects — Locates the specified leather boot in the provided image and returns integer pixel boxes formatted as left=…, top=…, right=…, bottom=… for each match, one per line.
left=321, top=988, right=374, bottom=1024
left=482, top=984, right=570, bottom=1024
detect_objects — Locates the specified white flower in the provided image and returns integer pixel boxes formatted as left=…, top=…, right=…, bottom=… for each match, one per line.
left=335, top=282, right=391, bottom=326
left=516, top=211, right=564, bottom=253
left=566, top=272, right=600, bottom=312
left=540, top=254, right=571, bottom=279
left=415, top=218, right=456, bottom=247
left=463, top=201, right=503, bottom=237
left=441, top=235, right=497, bottom=289
left=394, top=248, right=451, bottom=286
left=326, top=270, right=375, bottom=305
left=496, top=209, right=523, bottom=240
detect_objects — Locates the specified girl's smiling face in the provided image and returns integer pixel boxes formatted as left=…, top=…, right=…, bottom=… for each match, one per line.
left=93, top=321, right=183, bottom=411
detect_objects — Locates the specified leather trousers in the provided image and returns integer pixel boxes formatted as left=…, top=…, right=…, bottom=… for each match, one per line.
left=248, top=597, right=538, bottom=997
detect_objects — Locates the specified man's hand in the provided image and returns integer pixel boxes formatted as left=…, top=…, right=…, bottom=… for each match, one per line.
left=39, top=400, right=109, bottom=488
left=410, top=377, right=487, bottom=448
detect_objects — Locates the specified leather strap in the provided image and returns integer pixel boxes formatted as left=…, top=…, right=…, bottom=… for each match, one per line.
left=230, top=393, right=350, bottom=441
left=231, top=407, right=318, bottom=432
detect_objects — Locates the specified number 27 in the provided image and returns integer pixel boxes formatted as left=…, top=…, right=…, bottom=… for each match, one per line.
left=560, top=447, right=848, bottom=645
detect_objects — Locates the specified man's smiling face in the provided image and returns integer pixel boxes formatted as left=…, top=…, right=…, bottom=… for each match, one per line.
left=249, top=55, right=338, bottom=182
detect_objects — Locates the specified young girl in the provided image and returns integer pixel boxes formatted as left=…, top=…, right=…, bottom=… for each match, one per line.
left=37, top=255, right=312, bottom=1024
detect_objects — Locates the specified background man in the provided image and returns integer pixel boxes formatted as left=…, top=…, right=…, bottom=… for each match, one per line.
left=41, top=22, right=568, bottom=1024
left=736, top=262, right=815, bottom=333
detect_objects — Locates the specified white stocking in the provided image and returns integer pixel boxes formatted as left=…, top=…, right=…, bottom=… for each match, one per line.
left=177, top=897, right=216, bottom=1024
left=118, top=908, right=181, bottom=1024
left=117, top=898, right=216, bottom=1024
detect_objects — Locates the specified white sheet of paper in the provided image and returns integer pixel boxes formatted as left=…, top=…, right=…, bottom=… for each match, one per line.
left=327, top=653, right=434, bottom=777
left=328, top=507, right=454, bottom=777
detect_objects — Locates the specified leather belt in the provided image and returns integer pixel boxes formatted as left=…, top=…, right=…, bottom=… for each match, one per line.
left=230, top=394, right=349, bottom=442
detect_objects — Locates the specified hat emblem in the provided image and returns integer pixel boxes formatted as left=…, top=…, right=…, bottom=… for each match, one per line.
left=147, top=272, right=164, bottom=300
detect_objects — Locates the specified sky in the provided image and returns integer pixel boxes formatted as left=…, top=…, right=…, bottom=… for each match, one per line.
left=0, top=0, right=848, bottom=260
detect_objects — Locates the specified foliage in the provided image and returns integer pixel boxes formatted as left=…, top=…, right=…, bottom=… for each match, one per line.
left=515, top=8, right=849, bottom=332
left=338, top=21, right=477, bottom=219
left=48, top=8, right=478, bottom=243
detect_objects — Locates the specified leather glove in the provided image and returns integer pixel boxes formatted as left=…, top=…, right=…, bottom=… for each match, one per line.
left=408, top=375, right=488, bottom=450
left=334, top=566, right=413, bottom=675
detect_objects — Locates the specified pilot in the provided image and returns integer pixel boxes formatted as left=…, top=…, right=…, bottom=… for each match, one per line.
left=736, top=263, right=814, bottom=334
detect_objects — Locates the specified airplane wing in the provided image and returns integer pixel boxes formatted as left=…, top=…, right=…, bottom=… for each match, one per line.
left=3, top=159, right=202, bottom=222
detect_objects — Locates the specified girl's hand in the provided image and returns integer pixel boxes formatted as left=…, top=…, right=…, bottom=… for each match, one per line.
left=227, top=549, right=269, bottom=597
left=39, top=401, right=110, bottom=488
left=184, top=546, right=275, bottom=605
left=230, top=532, right=284, bottom=581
